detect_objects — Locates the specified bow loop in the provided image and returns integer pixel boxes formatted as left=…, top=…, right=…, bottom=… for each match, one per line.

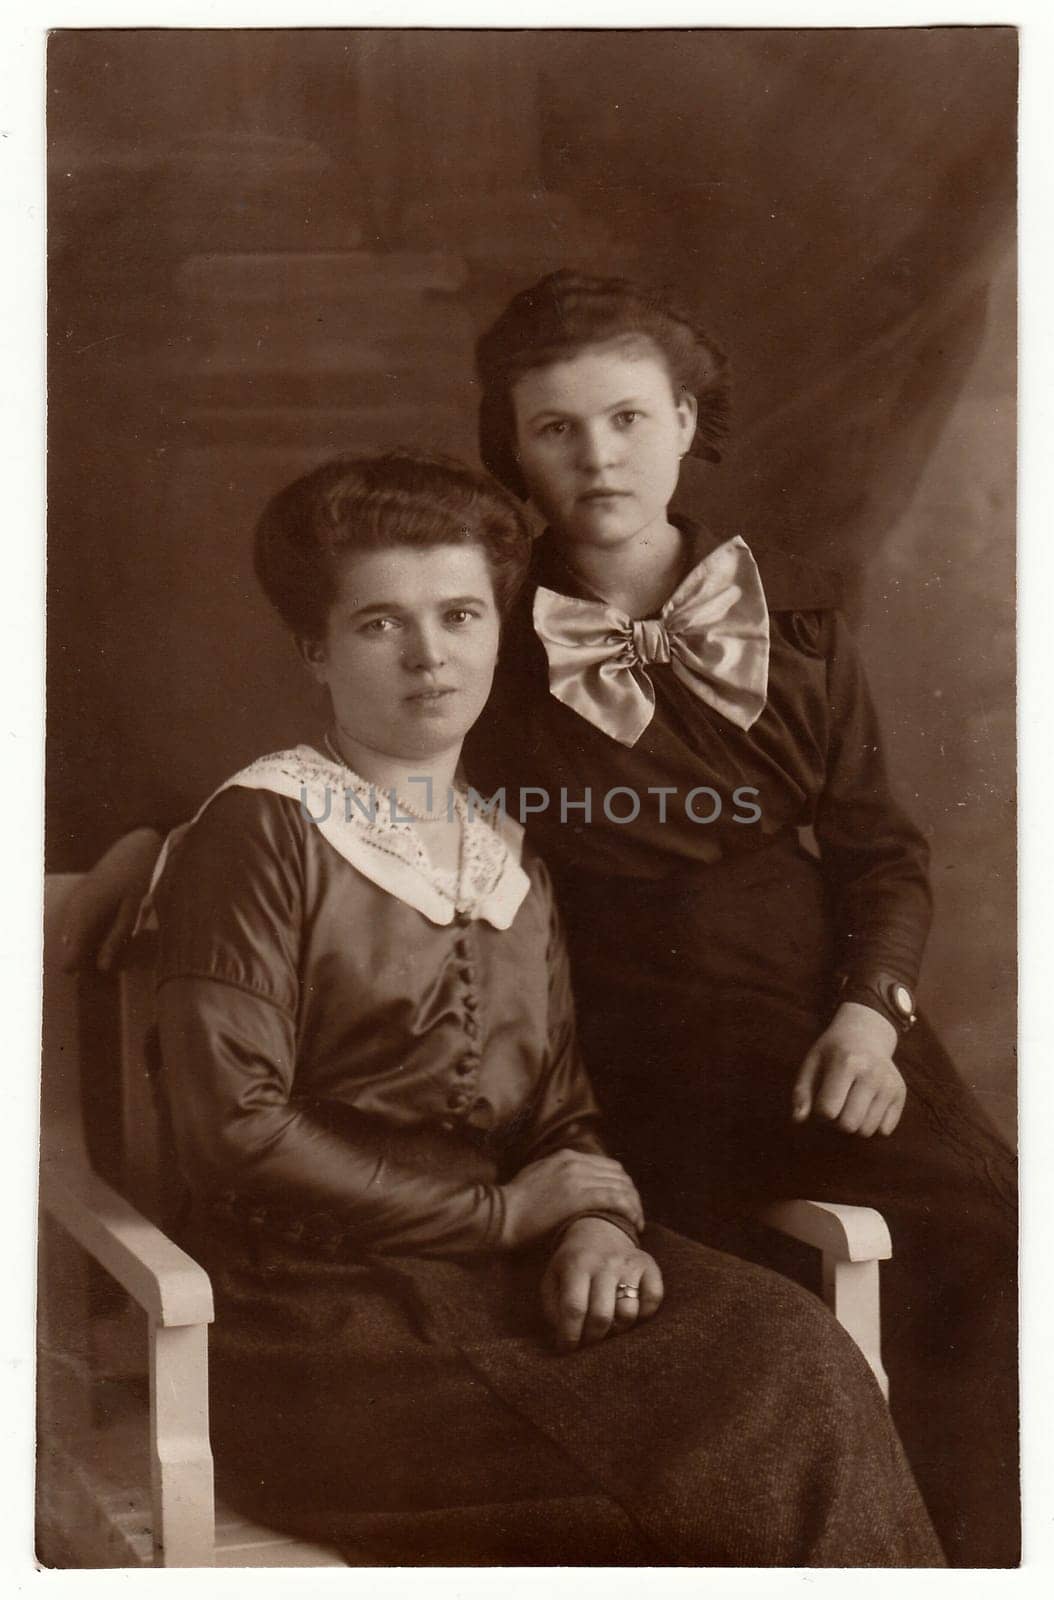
left=532, top=536, right=769, bottom=747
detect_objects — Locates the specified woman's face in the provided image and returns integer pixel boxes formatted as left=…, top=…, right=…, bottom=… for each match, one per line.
left=304, top=543, right=501, bottom=765
left=511, top=336, right=697, bottom=555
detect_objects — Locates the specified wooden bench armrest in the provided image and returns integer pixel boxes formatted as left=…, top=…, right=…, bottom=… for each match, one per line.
left=40, top=1140, right=218, bottom=1563
left=755, top=1199, right=891, bottom=1399
left=756, top=1198, right=892, bottom=1263
left=40, top=1142, right=214, bottom=1330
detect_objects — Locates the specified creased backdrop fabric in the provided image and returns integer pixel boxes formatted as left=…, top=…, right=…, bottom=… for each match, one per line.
left=46, top=26, right=1015, bottom=1123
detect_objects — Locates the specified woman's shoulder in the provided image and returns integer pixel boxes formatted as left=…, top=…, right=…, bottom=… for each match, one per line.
left=153, top=751, right=328, bottom=915
left=671, top=513, right=841, bottom=611
left=681, top=521, right=844, bottom=657
left=749, top=542, right=844, bottom=613
left=151, top=767, right=314, bottom=1007
left=168, top=750, right=326, bottom=859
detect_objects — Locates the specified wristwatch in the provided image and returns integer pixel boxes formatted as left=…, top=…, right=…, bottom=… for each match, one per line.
left=838, top=973, right=917, bottom=1035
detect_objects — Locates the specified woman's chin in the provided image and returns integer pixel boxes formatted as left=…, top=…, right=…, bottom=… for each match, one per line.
left=387, top=717, right=473, bottom=766
left=559, top=506, right=666, bottom=554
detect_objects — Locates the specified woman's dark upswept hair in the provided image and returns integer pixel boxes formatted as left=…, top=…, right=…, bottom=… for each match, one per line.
left=475, top=270, right=730, bottom=500
left=254, top=451, right=532, bottom=640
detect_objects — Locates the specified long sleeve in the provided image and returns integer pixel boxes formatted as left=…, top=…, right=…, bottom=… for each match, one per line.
left=813, top=610, right=933, bottom=994
left=504, top=856, right=641, bottom=1247
left=153, top=788, right=506, bottom=1258
left=507, top=856, right=607, bottom=1168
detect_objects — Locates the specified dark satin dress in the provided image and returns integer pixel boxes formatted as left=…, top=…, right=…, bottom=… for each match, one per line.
left=464, top=521, right=1018, bottom=1567
left=151, top=778, right=943, bottom=1567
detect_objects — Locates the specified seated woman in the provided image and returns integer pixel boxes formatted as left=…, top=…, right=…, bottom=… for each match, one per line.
left=143, top=449, right=943, bottom=1566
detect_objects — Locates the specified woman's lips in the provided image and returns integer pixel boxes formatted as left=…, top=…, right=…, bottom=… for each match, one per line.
left=405, top=686, right=457, bottom=705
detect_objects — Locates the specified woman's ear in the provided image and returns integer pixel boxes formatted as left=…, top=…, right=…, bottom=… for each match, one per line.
left=676, top=391, right=699, bottom=456
left=297, top=635, right=329, bottom=685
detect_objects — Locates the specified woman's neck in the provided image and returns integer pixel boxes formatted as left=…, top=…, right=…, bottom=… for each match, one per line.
left=558, top=515, right=688, bottom=617
left=328, top=726, right=461, bottom=821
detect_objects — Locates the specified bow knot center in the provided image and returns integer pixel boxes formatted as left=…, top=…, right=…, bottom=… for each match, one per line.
left=631, top=618, right=672, bottom=665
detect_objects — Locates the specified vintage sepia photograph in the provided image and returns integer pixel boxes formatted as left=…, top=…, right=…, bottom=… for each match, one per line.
left=37, top=20, right=1019, bottom=1572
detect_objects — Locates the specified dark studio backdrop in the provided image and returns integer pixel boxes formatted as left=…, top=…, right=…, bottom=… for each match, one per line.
left=46, top=27, right=1017, bottom=1139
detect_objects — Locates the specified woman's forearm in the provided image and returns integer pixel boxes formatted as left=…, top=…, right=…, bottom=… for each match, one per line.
left=158, top=976, right=507, bottom=1257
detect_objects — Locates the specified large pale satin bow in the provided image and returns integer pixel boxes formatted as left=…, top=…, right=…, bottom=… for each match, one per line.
left=532, top=535, right=770, bottom=747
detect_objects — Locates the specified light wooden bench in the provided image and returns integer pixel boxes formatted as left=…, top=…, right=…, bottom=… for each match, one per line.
left=37, top=872, right=891, bottom=1567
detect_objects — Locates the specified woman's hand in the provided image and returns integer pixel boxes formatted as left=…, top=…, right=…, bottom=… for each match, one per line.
left=541, top=1216, right=663, bottom=1352
left=500, top=1148, right=644, bottom=1250
left=791, top=1001, right=906, bottom=1137
left=61, top=827, right=164, bottom=972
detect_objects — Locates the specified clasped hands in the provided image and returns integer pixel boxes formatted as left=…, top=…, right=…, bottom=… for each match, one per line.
left=500, top=1001, right=907, bottom=1353
left=500, top=1149, right=662, bottom=1353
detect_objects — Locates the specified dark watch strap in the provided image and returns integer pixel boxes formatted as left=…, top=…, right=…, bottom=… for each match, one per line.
left=838, top=973, right=917, bottom=1034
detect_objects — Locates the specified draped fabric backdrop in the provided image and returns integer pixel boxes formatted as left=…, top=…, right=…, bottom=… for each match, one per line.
left=46, top=27, right=1017, bottom=1136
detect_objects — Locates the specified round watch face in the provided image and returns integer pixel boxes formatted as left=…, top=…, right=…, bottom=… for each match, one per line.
left=891, top=983, right=914, bottom=1018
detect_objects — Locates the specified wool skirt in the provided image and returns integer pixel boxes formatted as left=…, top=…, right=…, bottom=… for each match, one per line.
left=181, top=1208, right=944, bottom=1567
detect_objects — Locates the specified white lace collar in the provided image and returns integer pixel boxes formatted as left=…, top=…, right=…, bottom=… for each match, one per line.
left=147, top=745, right=531, bottom=931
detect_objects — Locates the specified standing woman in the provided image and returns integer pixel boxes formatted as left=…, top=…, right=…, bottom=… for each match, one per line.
left=465, top=271, right=1017, bottom=1567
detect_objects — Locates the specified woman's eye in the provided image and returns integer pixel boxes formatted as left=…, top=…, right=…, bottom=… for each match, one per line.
left=361, top=617, right=400, bottom=634
left=445, top=608, right=479, bottom=627
left=540, top=420, right=569, bottom=438
left=614, top=410, right=641, bottom=429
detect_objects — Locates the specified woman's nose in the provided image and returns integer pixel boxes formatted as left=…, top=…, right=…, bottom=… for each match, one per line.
left=405, top=624, right=446, bottom=671
left=577, top=424, right=617, bottom=473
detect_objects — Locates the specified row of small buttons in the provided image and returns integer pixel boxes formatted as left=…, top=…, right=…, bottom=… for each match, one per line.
left=438, top=925, right=483, bottom=1131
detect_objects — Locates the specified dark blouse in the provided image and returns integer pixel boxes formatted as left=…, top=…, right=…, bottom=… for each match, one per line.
left=152, top=785, right=609, bottom=1258
left=465, top=519, right=932, bottom=995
